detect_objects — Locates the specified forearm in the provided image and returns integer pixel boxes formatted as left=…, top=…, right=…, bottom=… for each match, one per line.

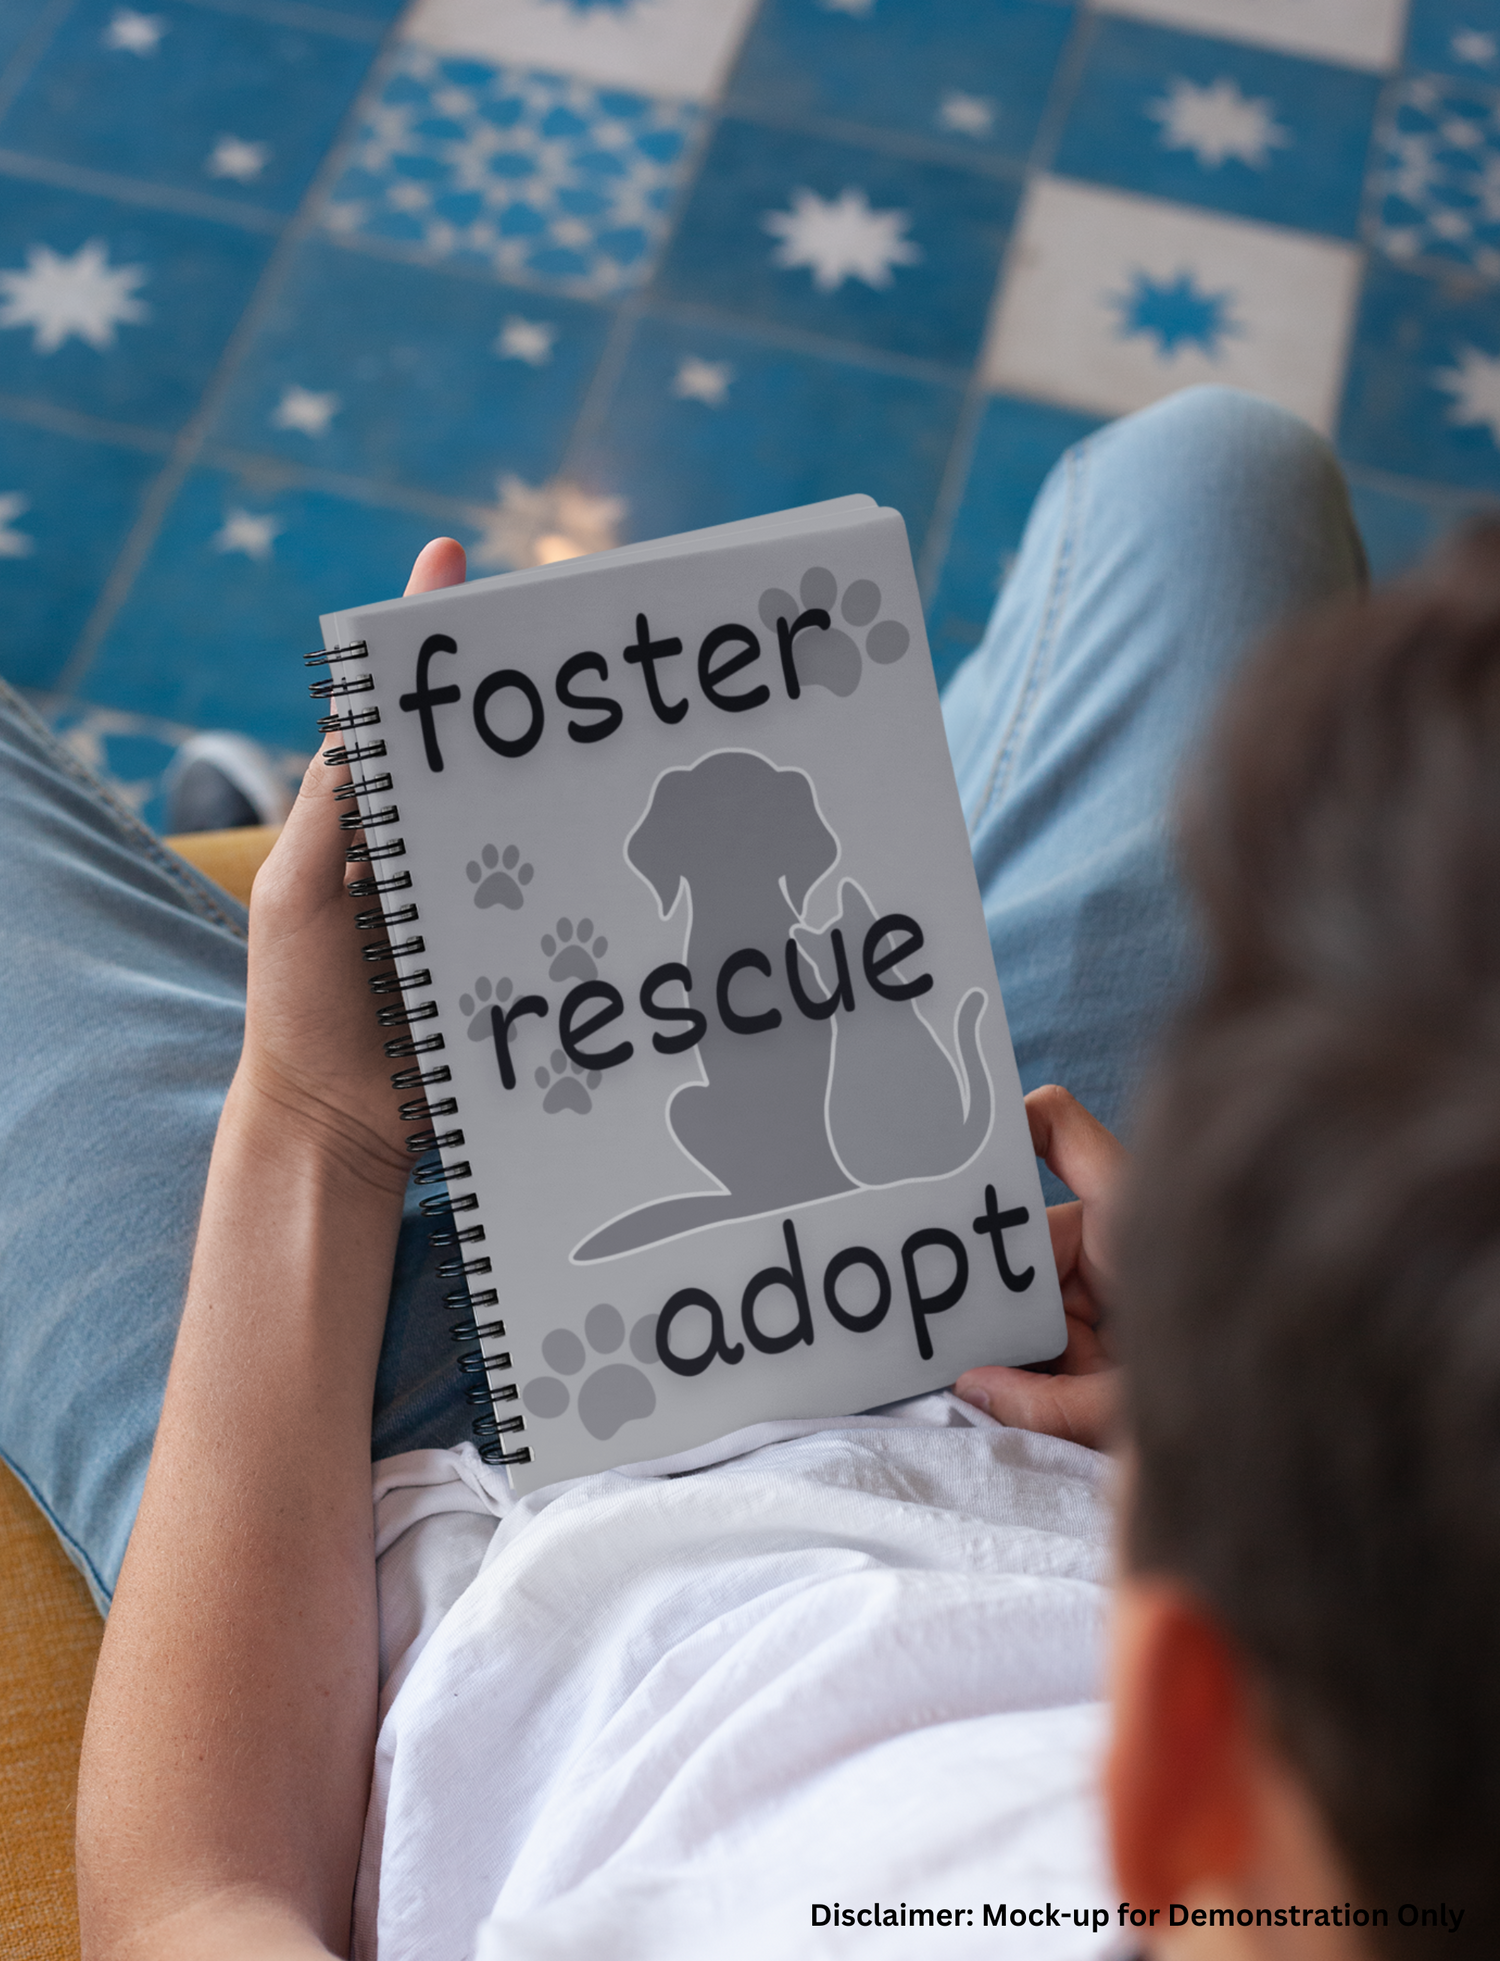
left=77, top=1076, right=405, bottom=1961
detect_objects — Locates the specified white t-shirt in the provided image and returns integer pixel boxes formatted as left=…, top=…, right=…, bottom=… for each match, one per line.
left=359, top=1397, right=1123, bottom=1960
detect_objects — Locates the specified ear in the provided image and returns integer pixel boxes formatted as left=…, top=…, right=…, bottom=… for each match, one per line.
left=777, top=770, right=839, bottom=915
left=1106, top=1578, right=1255, bottom=1908
left=626, top=772, right=686, bottom=916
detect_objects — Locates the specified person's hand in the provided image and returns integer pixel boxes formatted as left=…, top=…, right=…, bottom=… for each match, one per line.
left=236, top=537, right=467, bottom=1194
left=954, top=1084, right=1124, bottom=1450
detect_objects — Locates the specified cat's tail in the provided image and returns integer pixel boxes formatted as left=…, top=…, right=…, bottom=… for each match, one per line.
left=952, top=988, right=993, bottom=1160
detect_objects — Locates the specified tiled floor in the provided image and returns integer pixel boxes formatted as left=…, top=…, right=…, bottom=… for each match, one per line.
left=3, top=0, right=1500, bottom=818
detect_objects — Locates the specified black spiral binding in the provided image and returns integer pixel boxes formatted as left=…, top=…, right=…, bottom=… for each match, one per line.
left=306, top=639, right=530, bottom=1468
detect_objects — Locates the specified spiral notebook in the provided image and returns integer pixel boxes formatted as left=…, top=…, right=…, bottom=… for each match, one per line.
left=310, top=496, right=1064, bottom=1492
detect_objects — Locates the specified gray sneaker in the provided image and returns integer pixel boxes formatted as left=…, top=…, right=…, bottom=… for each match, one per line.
left=164, top=732, right=294, bottom=834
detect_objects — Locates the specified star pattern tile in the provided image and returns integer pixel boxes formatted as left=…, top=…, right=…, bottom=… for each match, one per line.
left=271, top=385, right=340, bottom=436
left=985, top=175, right=1361, bottom=431
left=212, top=507, right=284, bottom=559
left=762, top=187, right=923, bottom=293
left=1147, top=76, right=1292, bottom=169
left=0, top=491, right=37, bottom=558
left=1433, top=341, right=1500, bottom=439
left=937, top=93, right=996, bottom=138
left=103, top=8, right=166, bottom=55
left=206, top=136, right=271, bottom=185
left=0, top=239, right=150, bottom=353
left=672, top=355, right=734, bottom=403
left=495, top=316, right=558, bottom=364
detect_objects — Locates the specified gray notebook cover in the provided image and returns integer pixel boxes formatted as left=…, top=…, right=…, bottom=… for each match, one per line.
left=320, top=498, right=1064, bottom=1491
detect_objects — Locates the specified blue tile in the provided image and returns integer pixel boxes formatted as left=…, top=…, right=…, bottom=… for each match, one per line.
left=728, top=0, right=1075, bottom=167
left=0, top=417, right=161, bottom=690
left=0, top=0, right=376, bottom=215
left=1339, top=256, right=1500, bottom=494
left=0, top=0, right=52, bottom=73
left=211, top=240, right=612, bottom=502
left=319, top=0, right=410, bottom=16
left=322, top=47, right=701, bottom=297
left=657, top=119, right=1019, bottom=367
left=82, top=469, right=465, bottom=746
left=1403, top=2, right=1500, bottom=81
left=1365, top=72, right=1500, bottom=279
left=572, top=313, right=964, bottom=563
left=926, top=394, right=1105, bottom=692
left=40, top=703, right=187, bottom=830
left=1052, top=17, right=1381, bottom=239
left=1347, top=474, right=1492, bottom=581
left=0, top=183, right=273, bottom=430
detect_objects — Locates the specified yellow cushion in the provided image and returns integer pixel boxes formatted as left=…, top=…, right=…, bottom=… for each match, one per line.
left=0, top=1464, right=102, bottom=1961
left=166, top=823, right=281, bottom=908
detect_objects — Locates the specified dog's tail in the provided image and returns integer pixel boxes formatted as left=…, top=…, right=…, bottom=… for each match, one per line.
left=951, top=988, right=993, bottom=1162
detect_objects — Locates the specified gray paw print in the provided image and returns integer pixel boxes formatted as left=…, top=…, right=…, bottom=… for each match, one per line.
left=540, top=915, right=608, bottom=985
left=758, top=567, right=911, bottom=698
left=536, top=1047, right=602, bottom=1115
left=467, top=841, right=534, bottom=910
left=458, top=973, right=514, bottom=1042
left=522, top=1303, right=660, bottom=1440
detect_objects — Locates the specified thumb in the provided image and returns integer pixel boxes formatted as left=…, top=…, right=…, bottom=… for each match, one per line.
left=1024, top=1085, right=1126, bottom=1206
left=954, top=1366, right=1118, bottom=1451
left=258, top=537, right=467, bottom=912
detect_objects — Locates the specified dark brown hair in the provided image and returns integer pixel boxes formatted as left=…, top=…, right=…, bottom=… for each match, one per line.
left=1120, top=524, right=1500, bottom=1950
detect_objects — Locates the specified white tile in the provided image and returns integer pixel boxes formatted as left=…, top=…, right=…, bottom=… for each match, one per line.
left=983, top=176, right=1361, bottom=433
left=1093, top=0, right=1409, bottom=73
left=399, top=0, right=760, bottom=102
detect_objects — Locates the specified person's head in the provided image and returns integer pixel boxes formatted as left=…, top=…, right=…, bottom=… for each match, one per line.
left=1109, top=525, right=1500, bottom=1954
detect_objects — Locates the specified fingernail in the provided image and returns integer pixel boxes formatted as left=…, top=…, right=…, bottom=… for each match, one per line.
left=954, top=1384, right=990, bottom=1415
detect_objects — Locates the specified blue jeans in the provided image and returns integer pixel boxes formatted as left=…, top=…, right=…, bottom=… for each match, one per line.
left=0, top=387, right=1365, bottom=1610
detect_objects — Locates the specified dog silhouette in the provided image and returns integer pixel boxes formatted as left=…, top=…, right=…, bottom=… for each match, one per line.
left=575, top=750, right=853, bottom=1260
left=793, top=880, right=993, bottom=1186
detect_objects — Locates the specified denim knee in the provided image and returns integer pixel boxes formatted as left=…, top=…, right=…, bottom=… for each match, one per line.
left=1080, top=386, right=1366, bottom=589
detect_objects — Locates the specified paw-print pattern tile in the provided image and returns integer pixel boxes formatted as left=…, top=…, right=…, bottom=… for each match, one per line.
left=459, top=972, right=515, bottom=1040
left=535, top=1047, right=602, bottom=1114
left=522, top=1302, right=659, bottom=1438
left=541, top=915, right=608, bottom=982
left=758, top=566, right=910, bottom=699
left=467, top=841, right=534, bottom=909
left=321, top=47, right=702, bottom=297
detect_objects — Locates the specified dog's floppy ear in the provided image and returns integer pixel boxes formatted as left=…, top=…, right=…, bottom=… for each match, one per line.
left=776, top=768, right=839, bottom=916
left=626, top=768, right=689, bottom=916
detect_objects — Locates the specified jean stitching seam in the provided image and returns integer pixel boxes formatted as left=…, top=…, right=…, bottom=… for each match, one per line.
left=2, top=685, right=250, bottom=943
left=970, top=444, right=1085, bottom=831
